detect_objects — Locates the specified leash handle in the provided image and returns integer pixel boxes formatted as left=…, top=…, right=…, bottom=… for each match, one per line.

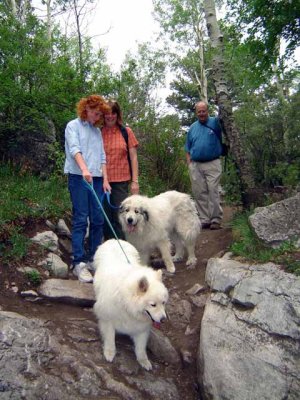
left=82, top=179, right=131, bottom=264
left=100, top=191, right=120, bottom=209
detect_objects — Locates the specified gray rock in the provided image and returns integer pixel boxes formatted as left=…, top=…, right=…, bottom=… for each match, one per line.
left=38, top=278, right=95, bottom=306
left=17, top=266, right=40, bottom=274
left=167, top=295, right=192, bottom=326
left=20, top=290, right=39, bottom=298
left=125, top=375, right=180, bottom=400
left=190, top=294, right=208, bottom=308
left=46, top=219, right=56, bottom=231
left=249, top=193, right=300, bottom=248
left=148, top=328, right=181, bottom=365
left=0, top=310, right=183, bottom=399
left=199, top=258, right=300, bottom=400
left=57, top=218, right=71, bottom=237
left=185, top=283, right=206, bottom=295
left=42, top=252, right=69, bottom=278
left=31, top=231, right=59, bottom=252
left=59, top=237, right=72, bottom=254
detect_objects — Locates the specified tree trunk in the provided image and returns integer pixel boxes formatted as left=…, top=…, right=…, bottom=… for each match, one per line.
left=72, top=0, right=85, bottom=91
left=203, top=0, right=260, bottom=207
left=10, top=0, right=17, bottom=16
left=46, top=0, right=53, bottom=43
left=195, top=23, right=208, bottom=102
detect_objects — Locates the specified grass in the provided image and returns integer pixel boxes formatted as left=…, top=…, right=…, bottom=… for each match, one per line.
left=0, top=226, right=31, bottom=260
left=25, top=270, right=42, bottom=286
left=0, top=163, right=71, bottom=260
left=230, top=212, right=300, bottom=275
left=0, top=164, right=70, bottom=225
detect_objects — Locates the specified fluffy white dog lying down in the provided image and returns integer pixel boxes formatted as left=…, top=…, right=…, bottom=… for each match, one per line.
left=119, top=190, right=201, bottom=273
left=93, top=239, right=168, bottom=371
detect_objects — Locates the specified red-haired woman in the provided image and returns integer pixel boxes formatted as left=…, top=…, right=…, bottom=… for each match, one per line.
left=101, top=100, right=139, bottom=240
left=64, top=95, right=111, bottom=282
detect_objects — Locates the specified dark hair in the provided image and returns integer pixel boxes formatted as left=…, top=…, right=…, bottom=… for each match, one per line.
left=107, top=100, right=123, bottom=126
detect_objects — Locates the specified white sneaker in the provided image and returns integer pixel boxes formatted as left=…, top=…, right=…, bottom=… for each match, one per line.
left=87, top=261, right=96, bottom=273
left=73, top=262, right=93, bottom=283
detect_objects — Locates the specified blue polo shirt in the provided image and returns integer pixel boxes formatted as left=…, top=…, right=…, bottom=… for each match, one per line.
left=185, top=117, right=222, bottom=162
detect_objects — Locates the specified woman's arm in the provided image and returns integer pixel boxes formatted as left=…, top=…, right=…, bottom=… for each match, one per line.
left=101, top=164, right=111, bottom=193
left=129, top=147, right=139, bottom=194
left=74, top=152, right=92, bottom=182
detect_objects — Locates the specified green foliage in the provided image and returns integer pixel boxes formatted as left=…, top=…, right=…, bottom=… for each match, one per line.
left=0, top=0, right=298, bottom=206
left=268, top=162, right=300, bottom=188
left=48, top=141, right=66, bottom=178
left=221, top=157, right=242, bottom=205
left=230, top=212, right=300, bottom=275
left=233, top=81, right=300, bottom=190
left=137, top=112, right=191, bottom=194
left=1, top=225, right=30, bottom=260
left=0, top=164, right=70, bottom=227
left=25, top=270, right=42, bottom=286
left=225, top=0, right=300, bottom=68
left=0, top=164, right=70, bottom=263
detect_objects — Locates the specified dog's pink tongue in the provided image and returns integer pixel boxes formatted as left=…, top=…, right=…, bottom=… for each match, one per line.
left=127, top=225, right=135, bottom=233
left=153, top=321, right=161, bottom=329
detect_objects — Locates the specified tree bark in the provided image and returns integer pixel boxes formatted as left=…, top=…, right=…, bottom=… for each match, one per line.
left=203, top=0, right=260, bottom=207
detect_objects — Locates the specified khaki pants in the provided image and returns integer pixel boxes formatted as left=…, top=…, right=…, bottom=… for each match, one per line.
left=188, top=159, right=223, bottom=224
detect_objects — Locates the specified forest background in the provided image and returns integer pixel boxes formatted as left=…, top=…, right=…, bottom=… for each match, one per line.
left=0, top=0, right=299, bottom=205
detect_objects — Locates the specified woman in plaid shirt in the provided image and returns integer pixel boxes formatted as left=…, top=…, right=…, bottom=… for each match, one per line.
left=102, top=100, right=139, bottom=240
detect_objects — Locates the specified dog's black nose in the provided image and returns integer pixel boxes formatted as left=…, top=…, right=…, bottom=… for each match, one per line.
left=127, top=217, right=133, bottom=224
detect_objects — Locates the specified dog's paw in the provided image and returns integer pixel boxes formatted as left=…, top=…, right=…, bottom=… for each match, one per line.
left=186, top=257, right=197, bottom=268
left=166, top=264, right=176, bottom=274
left=138, top=358, right=152, bottom=371
left=172, top=255, right=183, bottom=262
left=104, top=348, right=116, bottom=362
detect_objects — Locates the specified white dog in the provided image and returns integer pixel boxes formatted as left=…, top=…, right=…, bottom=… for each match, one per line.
left=119, top=190, right=201, bottom=273
left=93, top=239, right=168, bottom=370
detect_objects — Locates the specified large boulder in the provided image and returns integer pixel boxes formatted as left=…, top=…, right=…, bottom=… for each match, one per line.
left=0, top=310, right=180, bottom=400
left=5, top=116, right=56, bottom=177
left=249, top=193, right=300, bottom=248
left=198, top=257, right=300, bottom=400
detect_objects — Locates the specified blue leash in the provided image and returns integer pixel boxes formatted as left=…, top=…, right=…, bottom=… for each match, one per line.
left=82, top=179, right=130, bottom=264
left=100, top=191, right=120, bottom=210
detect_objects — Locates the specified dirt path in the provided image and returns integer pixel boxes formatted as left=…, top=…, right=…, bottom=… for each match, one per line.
left=0, top=206, right=234, bottom=399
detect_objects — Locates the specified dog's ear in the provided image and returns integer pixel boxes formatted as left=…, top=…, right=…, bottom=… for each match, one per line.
left=141, top=208, right=149, bottom=221
left=156, top=269, right=163, bottom=281
left=138, top=277, right=149, bottom=293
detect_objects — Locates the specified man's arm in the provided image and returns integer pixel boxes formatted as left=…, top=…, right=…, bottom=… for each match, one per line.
left=186, top=152, right=191, bottom=164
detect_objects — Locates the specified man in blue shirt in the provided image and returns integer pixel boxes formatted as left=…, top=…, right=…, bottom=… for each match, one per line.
left=185, top=101, right=223, bottom=230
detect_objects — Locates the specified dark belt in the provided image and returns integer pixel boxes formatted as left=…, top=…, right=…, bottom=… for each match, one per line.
left=192, top=157, right=219, bottom=163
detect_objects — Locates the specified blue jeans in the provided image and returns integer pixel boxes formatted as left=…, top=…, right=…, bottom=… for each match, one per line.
left=68, top=174, right=104, bottom=266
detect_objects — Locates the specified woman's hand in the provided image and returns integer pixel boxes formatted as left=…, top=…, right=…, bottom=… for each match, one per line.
left=130, top=181, right=139, bottom=195
left=103, top=178, right=111, bottom=193
left=82, top=168, right=92, bottom=183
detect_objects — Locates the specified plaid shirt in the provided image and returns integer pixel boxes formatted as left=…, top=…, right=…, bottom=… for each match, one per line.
left=102, top=125, right=138, bottom=182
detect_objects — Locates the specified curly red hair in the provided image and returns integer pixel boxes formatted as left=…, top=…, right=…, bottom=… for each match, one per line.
left=76, top=95, right=110, bottom=127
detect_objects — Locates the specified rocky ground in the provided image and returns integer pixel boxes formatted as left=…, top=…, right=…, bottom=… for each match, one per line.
left=0, top=207, right=234, bottom=399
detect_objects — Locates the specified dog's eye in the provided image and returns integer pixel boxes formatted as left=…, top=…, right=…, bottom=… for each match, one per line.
left=134, top=209, right=139, bottom=214
left=125, top=208, right=129, bottom=212
left=150, top=303, right=156, bottom=307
